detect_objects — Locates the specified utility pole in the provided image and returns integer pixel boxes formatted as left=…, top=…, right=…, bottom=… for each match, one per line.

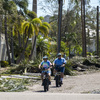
left=97, top=6, right=99, bottom=56
left=82, top=0, right=86, bottom=57
left=57, top=0, right=63, bottom=53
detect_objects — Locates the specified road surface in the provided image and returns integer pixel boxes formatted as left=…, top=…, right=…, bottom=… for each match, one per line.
left=0, top=93, right=100, bottom=100
left=25, top=72, right=100, bottom=93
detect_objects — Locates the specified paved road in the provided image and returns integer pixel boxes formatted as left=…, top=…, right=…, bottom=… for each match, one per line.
left=25, top=72, right=100, bottom=93
left=0, top=93, right=100, bottom=100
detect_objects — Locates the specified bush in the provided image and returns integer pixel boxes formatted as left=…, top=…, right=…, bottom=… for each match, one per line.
left=5, top=59, right=40, bottom=74
left=87, top=52, right=92, bottom=56
left=64, top=66, right=73, bottom=75
left=83, top=59, right=92, bottom=66
left=64, top=61, right=73, bottom=75
left=0, top=61, right=9, bottom=67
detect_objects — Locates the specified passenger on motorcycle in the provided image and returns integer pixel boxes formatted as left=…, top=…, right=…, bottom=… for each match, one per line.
left=39, top=56, right=52, bottom=85
left=53, top=53, right=66, bottom=84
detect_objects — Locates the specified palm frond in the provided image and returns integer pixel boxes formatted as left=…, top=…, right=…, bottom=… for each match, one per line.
left=42, top=22, right=51, bottom=29
left=39, top=25, right=49, bottom=36
left=22, top=21, right=29, bottom=34
left=32, top=18, right=42, bottom=26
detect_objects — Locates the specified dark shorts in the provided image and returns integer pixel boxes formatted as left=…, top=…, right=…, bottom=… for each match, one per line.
left=55, top=66, right=65, bottom=73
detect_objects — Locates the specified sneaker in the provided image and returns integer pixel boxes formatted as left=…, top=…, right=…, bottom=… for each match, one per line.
left=60, top=81, right=63, bottom=85
left=49, top=81, right=51, bottom=85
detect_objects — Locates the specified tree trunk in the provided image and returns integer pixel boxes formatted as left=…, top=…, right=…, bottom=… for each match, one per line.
left=4, top=13, right=11, bottom=64
left=29, top=35, right=37, bottom=60
left=97, top=6, right=99, bottom=56
left=81, top=0, right=86, bottom=57
left=23, top=34, right=25, bottom=48
left=11, top=28, right=14, bottom=63
left=23, top=34, right=25, bottom=59
left=32, top=0, right=37, bottom=13
left=57, top=0, right=63, bottom=53
left=16, top=34, right=30, bottom=64
left=18, top=32, right=21, bottom=47
left=68, top=45, right=71, bottom=58
left=0, top=14, right=2, bottom=67
left=32, top=0, right=37, bottom=60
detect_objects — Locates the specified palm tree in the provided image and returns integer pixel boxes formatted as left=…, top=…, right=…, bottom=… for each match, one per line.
left=65, top=32, right=77, bottom=57
left=16, top=17, right=50, bottom=63
left=29, top=19, right=51, bottom=60
left=16, top=20, right=35, bottom=63
left=2, top=0, right=17, bottom=64
left=16, top=17, right=51, bottom=63
left=13, top=0, right=28, bottom=11
left=13, top=0, right=29, bottom=48
left=37, top=35, right=50, bottom=59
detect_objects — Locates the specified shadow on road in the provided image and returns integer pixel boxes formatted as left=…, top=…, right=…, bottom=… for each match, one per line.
left=35, top=90, right=45, bottom=92
left=50, top=86, right=58, bottom=88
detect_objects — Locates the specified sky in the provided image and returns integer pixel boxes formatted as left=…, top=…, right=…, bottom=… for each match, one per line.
left=28, top=0, right=100, bottom=17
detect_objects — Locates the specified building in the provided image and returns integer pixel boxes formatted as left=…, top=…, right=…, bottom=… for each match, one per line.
left=86, top=28, right=96, bottom=53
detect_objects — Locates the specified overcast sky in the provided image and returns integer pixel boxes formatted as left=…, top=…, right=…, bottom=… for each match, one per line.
left=28, top=0, right=99, bottom=17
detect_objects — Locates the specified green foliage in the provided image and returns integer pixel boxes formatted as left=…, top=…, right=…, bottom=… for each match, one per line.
left=27, top=10, right=37, bottom=20
left=61, top=41, right=67, bottom=52
left=25, top=43, right=32, bottom=58
left=74, top=45, right=82, bottom=56
left=92, top=51, right=97, bottom=56
left=0, top=78, right=29, bottom=92
left=4, top=59, right=40, bottom=74
left=87, top=52, right=92, bottom=56
left=36, top=35, right=50, bottom=58
left=64, top=66, right=73, bottom=75
left=64, top=61, right=73, bottom=75
left=39, top=16, right=44, bottom=20
left=0, top=61, right=9, bottom=67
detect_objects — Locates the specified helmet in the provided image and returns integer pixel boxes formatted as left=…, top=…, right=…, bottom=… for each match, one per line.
left=57, top=53, right=61, bottom=56
left=43, top=56, right=48, bottom=59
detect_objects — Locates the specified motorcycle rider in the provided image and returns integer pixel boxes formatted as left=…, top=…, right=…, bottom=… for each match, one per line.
left=53, top=53, right=66, bottom=84
left=39, top=56, right=52, bottom=85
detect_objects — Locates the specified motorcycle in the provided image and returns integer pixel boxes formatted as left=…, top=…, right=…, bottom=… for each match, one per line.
left=41, top=67, right=50, bottom=92
left=54, top=66, right=62, bottom=87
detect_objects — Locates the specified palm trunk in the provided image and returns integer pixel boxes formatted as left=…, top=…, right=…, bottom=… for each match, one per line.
left=23, top=34, right=25, bottom=59
left=0, top=15, right=2, bottom=67
left=18, top=31, right=21, bottom=47
left=29, top=35, right=37, bottom=60
left=32, top=0, right=37, bottom=59
left=4, top=13, right=11, bottom=64
left=16, top=33, right=30, bottom=64
left=97, top=6, right=99, bottom=56
left=23, top=34, right=25, bottom=48
left=81, top=0, right=86, bottom=57
left=11, top=28, right=14, bottom=63
left=32, top=0, right=37, bottom=13
left=69, top=45, right=71, bottom=58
